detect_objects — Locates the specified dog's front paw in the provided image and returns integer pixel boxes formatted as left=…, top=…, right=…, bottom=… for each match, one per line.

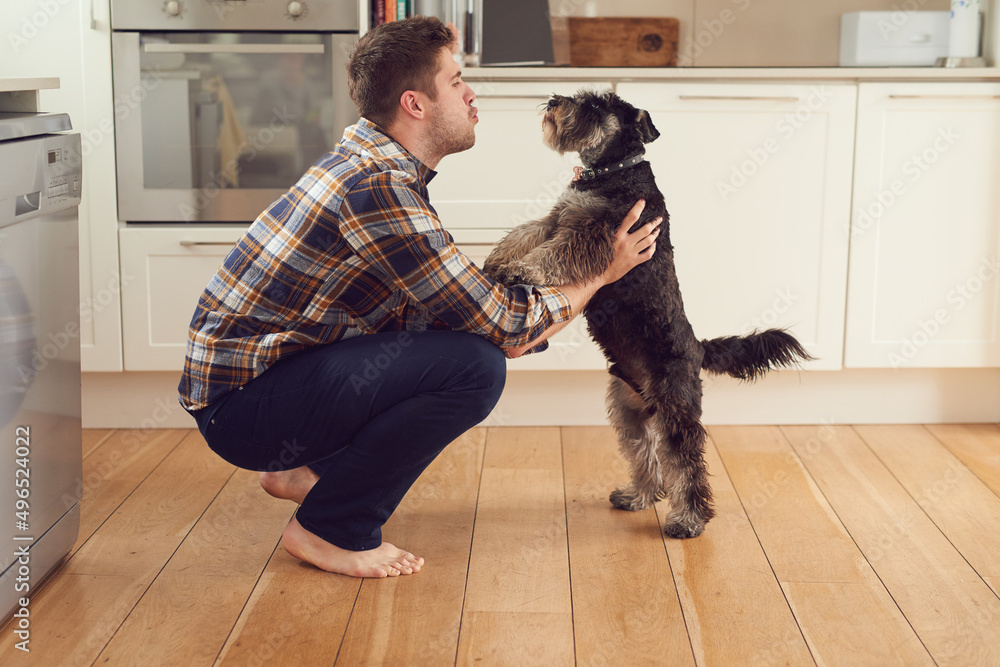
left=662, top=512, right=706, bottom=539
left=497, top=261, right=546, bottom=286
left=610, top=487, right=651, bottom=512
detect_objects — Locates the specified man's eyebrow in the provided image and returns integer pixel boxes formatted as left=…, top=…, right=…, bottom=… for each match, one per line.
left=452, top=70, right=463, bottom=80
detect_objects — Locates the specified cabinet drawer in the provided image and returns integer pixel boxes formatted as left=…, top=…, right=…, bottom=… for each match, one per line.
left=120, top=226, right=246, bottom=371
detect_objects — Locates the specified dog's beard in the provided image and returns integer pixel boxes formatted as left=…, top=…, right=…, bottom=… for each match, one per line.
left=542, top=107, right=620, bottom=159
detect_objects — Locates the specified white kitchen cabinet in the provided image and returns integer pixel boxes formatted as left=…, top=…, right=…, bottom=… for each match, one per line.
left=119, top=226, right=245, bottom=371
left=845, top=83, right=1000, bottom=368
left=5, top=0, right=124, bottom=370
left=616, top=82, right=856, bottom=370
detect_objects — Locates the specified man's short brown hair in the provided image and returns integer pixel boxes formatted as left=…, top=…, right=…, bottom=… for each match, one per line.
left=347, top=16, right=456, bottom=130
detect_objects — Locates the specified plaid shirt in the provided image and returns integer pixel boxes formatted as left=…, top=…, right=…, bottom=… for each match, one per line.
left=178, top=119, right=572, bottom=410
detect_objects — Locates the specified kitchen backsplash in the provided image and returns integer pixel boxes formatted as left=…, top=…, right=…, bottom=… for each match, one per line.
left=548, top=0, right=954, bottom=67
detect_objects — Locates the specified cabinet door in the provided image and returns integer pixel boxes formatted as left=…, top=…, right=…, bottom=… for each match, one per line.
left=429, top=81, right=613, bottom=239
left=617, top=83, right=856, bottom=370
left=845, top=83, right=1000, bottom=368
left=119, top=227, right=245, bottom=371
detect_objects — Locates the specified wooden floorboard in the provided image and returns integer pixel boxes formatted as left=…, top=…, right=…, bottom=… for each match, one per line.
left=561, top=426, right=694, bottom=666
left=711, top=425, right=932, bottom=666
left=458, top=427, right=575, bottom=665
left=782, top=425, right=1000, bottom=666
left=3, top=423, right=999, bottom=666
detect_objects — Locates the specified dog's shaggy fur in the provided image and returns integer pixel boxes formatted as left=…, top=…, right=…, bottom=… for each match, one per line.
left=483, top=90, right=812, bottom=538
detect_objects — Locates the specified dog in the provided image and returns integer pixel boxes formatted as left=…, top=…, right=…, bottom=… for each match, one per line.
left=483, top=90, right=812, bottom=538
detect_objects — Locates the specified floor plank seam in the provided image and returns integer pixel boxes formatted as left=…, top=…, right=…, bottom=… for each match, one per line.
left=707, top=435, right=818, bottom=666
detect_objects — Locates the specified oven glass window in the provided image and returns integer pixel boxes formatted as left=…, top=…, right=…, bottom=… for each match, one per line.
left=138, top=33, right=336, bottom=191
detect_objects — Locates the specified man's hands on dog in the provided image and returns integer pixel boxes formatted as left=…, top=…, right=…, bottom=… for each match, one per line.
left=603, top=199, right=661, bottom=285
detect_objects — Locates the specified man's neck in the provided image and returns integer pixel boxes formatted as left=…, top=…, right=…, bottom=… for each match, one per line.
left=382, top=121, right=442, bottom=170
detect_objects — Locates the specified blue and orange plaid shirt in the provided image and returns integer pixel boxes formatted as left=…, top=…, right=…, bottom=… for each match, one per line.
left=178, top=119, right=572, bottom=410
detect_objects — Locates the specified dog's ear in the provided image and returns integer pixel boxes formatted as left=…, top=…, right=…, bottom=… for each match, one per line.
left=636, top=109, right=660, bottom=144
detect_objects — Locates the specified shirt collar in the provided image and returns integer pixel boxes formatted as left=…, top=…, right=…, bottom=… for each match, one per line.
left=342, top=118, right=437, bottom=185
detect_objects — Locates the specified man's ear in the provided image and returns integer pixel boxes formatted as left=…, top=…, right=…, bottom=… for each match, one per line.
left=399, top=90, right=426, bottom=121
left=636, top=109, right=660, bottom=144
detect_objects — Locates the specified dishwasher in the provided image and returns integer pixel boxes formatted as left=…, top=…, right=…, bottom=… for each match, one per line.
left=0, top=110, right=82, bottom=625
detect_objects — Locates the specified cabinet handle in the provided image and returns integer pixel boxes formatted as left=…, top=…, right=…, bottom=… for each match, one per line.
left=888, top=95, right=1000, bottom=99
left=144, top=43, right=325, bottom=55
left=179, top=241, right=236, bottom=247
left=678, top=95, right=801, bottom=102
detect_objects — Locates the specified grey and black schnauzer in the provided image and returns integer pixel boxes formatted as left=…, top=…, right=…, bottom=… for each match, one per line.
left=483, top=90, right=812, bottom=538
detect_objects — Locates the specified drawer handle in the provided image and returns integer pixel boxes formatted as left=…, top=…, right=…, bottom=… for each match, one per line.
left=144, top=43, right=325, bottom=55
left=888, top=95, right=1000, bottom=99
left=179, top=240, right=235, bottom=247
left=678, top=95, right=801, bottom=102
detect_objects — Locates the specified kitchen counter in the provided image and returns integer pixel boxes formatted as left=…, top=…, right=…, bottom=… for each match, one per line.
left=463, top=66, right=1000, bottom=82
left=0, top=77, right=60, bottom=92
left=0, top=77, right=60, bottom=112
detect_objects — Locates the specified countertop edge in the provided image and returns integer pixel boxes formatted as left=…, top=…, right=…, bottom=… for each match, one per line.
left=461, top=66, right=1000, bottom=82
left=0, top=77, right=61, bottom=93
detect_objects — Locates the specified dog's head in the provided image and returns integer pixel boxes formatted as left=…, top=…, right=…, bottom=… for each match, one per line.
left=542, top=90, right=659, bottom=166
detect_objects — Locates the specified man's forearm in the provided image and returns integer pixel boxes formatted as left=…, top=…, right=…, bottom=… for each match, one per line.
left=505, top=277, right=604, bottom=358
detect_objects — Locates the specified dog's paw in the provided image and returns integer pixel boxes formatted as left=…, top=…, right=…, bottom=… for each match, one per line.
left=662, top=515, right=706, bottom=539
left=610, top=487, right=651, bottom=512
left=497, top=261, right=546, bottom=286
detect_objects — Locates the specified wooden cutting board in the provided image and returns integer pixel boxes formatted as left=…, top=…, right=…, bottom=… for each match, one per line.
left=566, top=17, right=679, bottom=67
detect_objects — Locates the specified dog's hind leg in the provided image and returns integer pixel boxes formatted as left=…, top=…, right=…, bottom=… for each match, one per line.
left=652, top=386, right=715, bottom=538
left=606, top=376, right=661, bottom=512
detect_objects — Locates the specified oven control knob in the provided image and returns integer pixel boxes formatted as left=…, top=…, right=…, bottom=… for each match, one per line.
left=287, top=1, right=305, bottom=18
left=164, top=1, right=181, bottom=17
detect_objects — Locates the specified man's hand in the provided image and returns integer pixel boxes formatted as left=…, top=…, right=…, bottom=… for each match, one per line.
left=600, top=199, right=662, bottom=286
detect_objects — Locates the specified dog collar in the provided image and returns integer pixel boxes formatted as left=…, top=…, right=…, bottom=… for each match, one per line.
left=573, top=153, right=645, bottom=181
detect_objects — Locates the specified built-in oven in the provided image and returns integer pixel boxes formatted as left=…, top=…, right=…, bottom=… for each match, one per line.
left=110, top=1, right=359, bottom=223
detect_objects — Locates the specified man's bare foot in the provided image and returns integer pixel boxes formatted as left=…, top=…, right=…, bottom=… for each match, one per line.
left=259, top=466, right=320, bottom=504
left=281, top=517, right=424, bottom=578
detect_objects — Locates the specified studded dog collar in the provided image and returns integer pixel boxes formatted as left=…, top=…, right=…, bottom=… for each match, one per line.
left=573, top=153, right=645, bottom=182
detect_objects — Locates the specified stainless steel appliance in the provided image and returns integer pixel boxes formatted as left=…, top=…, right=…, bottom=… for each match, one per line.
left=110, top=1, right=359, bottom=222
left=0, top=112, right=82, bottom=621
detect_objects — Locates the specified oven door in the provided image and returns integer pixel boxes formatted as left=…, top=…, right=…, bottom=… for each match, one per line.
left=112, top=31, right=358, bottom=223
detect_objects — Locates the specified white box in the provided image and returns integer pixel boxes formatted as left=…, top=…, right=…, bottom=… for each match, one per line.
left=840, top=11, right=950, bottom=66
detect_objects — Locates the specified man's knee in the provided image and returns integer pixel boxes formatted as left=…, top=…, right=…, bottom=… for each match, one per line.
left=450, top=333, right=506, bottom=421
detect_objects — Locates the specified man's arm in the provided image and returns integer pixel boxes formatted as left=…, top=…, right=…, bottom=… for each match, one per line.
left=505, top=200, right=662, bottom=358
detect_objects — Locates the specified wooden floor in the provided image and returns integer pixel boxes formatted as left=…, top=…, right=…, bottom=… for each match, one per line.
left=3, top=424, right=1000, bottom=666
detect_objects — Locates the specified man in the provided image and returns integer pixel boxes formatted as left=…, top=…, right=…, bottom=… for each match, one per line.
left=178, top=16, right=660, bottom=579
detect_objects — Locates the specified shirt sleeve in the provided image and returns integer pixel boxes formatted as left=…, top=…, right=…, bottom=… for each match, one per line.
left=339, top=170, right=572, bottom=351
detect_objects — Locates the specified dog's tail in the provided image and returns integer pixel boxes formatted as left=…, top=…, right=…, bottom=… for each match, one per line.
left=700, top=329, right=813, bottom=382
